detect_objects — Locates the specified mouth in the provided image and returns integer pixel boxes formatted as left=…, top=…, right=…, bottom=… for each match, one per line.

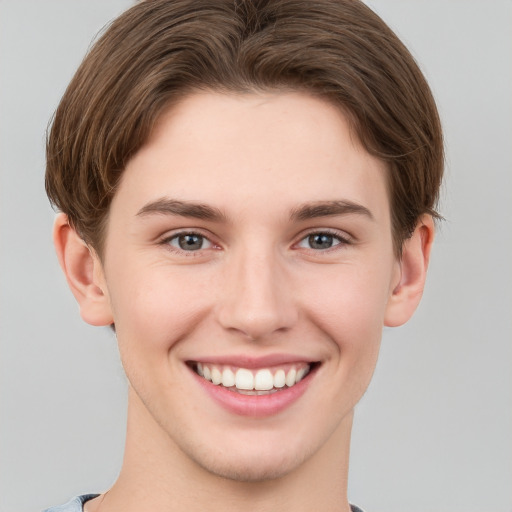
left=188, top=361, right=319, bottom=396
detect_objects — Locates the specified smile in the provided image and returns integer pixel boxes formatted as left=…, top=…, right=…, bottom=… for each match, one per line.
left=192, top=362, right=312, bottom=395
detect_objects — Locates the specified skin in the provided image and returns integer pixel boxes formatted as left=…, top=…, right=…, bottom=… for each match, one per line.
left=54, top=91, right=433, bottom=512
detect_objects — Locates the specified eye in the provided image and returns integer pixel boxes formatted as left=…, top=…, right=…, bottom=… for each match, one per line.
left=166, top=232, right=213, bottom=251
left=297, top=232, right=348, bottom=250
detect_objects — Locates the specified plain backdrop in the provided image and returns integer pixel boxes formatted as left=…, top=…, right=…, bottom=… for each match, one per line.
left=1, top=1, right=511, bottom=511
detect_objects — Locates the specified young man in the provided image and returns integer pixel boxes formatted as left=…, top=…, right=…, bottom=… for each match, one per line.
left=44, top=1, right=443, bottom=511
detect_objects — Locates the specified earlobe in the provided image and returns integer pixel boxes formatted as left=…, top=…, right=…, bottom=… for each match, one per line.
left=384, top=215, right=435, bottom=327
left=53, top=213, right=114, bottom=326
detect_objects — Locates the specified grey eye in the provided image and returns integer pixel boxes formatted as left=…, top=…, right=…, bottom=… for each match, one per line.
left=308, top=233, right=335, bottom=249
left=169, top=233, right=212, bottom=251
left=297, top=232, right=343, bottom=250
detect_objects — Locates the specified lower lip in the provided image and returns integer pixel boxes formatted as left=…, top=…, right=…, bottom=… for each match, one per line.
left=191, top=367, right=315, bottom=417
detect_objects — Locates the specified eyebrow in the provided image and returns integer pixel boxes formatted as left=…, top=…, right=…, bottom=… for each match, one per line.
left=289, top=200, right=374, bottom=222
left=136, top=197, right=374, bottom=223
left=136, top=198, right=227, bottom=222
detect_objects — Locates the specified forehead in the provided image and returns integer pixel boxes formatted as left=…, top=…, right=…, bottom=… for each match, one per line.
left=112, top=91, right=390, bottom=224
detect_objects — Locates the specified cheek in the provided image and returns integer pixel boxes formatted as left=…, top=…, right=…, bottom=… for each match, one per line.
left=302, top=262, right=392, bottom=352
left=107, top=264, right=215, bottom=360
left=295, top=263, right=392, bottom=419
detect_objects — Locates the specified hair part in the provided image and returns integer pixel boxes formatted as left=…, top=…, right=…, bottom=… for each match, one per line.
left=46, top=0, right=444, bottom=257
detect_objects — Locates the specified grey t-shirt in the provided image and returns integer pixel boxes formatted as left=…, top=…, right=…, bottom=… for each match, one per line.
left=43, top=495, right=99, bottom=512
left=43, top=495, right=366, bottom=511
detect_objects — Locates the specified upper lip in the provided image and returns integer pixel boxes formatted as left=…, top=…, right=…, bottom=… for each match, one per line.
left=187, top=353, right=318, bottom=369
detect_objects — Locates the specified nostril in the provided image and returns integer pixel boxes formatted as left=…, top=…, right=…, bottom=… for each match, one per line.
left=216, top=300, right=298, bottom=341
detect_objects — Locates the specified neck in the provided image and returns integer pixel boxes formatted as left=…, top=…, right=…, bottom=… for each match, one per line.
left=90, top=388, right=353, bottom=512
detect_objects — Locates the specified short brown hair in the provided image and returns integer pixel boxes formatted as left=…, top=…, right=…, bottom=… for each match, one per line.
left=46, top=0, right=443, bottom=256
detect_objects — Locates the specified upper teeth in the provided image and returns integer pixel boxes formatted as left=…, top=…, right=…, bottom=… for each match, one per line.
left=196, top=363, right=310, bottom=391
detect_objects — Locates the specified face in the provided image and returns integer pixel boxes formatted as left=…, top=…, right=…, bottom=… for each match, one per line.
left=96, top=92, right=401, bottom=481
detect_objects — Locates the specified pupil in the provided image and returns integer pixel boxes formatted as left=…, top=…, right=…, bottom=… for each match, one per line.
left=309, top=233, right=333, bottom=249
left=179, top=234, right=203, bottom=250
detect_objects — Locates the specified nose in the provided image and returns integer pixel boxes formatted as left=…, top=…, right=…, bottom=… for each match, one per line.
left=216, top=245, right=298, bottom=341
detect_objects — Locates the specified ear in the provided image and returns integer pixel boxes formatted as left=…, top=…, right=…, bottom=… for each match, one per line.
left=53, top=213, right=114, bottom=326
left=384, top=215, right=435, bottom=327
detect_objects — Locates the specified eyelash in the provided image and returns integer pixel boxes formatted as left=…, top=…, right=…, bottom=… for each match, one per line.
left=295, top=229, right=352, bottom=252
left=160, top=230, right=217, bottom=256
left=159, top=228, right=352, bottom=255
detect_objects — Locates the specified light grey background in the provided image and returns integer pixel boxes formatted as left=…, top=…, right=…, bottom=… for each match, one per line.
left=0, top=1, right=510, bottom=511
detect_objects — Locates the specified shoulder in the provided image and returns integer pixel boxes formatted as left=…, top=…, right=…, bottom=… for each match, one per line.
left=43, top=495, right=99, bottom=512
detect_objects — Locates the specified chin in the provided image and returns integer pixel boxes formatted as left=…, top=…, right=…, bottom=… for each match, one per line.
left=195, top=454, right=302, bottom=483
left=185, top=438, right=312, bottom=483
